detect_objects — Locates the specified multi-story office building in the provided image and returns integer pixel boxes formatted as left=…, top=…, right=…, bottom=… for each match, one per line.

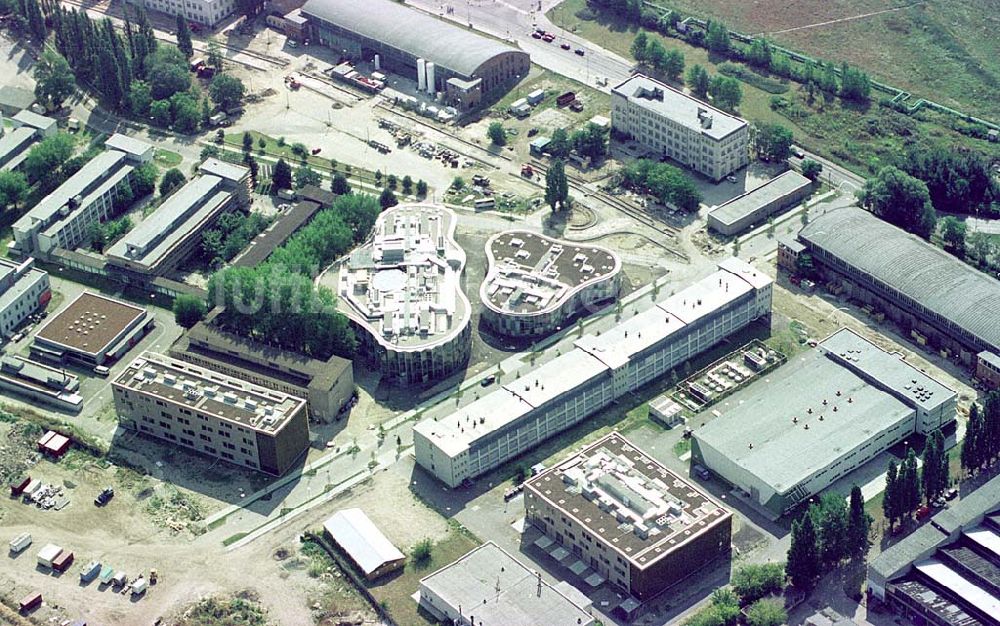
left=112, top=351, right=310, bottom=475
left=11, top=134, right=153, bottom=257
left=480, top=231, right=622, bottom=337
left=106, top=160, right=250, bottom=281
left=414, top=257, right=772, bottom=487
left=32, top=291, right=152, bottom=367
left=693, top=328, right=957, bottom=518
left=170, top=308, right=354, bottom=422
left=0, top=257, right=50, bottom=337
left=611, top=74, right=749, bottom=182
left=326, top=204, right=471, bottom=384
left=124, top=0, right=235, bottom=27
left=526, top=432, right=732, bottom=600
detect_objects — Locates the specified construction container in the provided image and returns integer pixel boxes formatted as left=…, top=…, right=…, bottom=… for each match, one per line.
left=23, top=478, right=42, bottom=498
left=9, top=532, right=32, bottom=554
left=36, top=543, right=62, bottom=568
left=19, top=592, right=42, bottom=613
left=98, top=565, right=115, bottom=585
left=9, top=475, right=31, bottom=496
left=527, top=89, right=545, bottom=105
left=131, top=577, right=148, bottom=596
left=52, top=550, right=74, bottom=573
left=80, top=560, right=101, bottom=583
left=111, top=571, right=127, bottom=588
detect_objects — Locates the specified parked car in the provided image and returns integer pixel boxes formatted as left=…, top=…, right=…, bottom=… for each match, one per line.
left=531, top=32, right=542, bottom=39
left=574, top=48, right=585, bottom=56
left=945, top=487, right=959, bottom=500
left=480, top=375, right=496, bottom=387
left=94, top=487, right=114, bottom=507
left=93, top=365, right=110, bottom=377
left=560, top=43, right=571, bottom=50
left=542, top=33, right=555, bottom=42
left=726, top=175, right=738, bottom=183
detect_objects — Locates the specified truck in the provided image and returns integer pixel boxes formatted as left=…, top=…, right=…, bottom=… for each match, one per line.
left=277, top=189, right=296, bottom=201
left=556, top=91, right=576, bottom=107
left=80, top=560, right=101, bottom=583
left=208, top=112, right=228, bottom=127
left=52, top=550, right=74, bottom=573
left=36, top=543, right=62, bottom=569
left=9, top=532, right=32, bottom=554
left=19, top=592, right=42, bottom=613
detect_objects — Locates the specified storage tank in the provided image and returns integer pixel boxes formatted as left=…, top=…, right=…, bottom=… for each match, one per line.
left=425, top=62, right=436, bottom=93
left=416, top=58, right=427, bottom=91
left=374, top=54, right=381, bottom=71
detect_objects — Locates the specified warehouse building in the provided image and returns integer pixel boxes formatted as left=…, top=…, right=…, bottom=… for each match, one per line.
left=0, top=355, right=81, bottom=412
left=526, top=432, right=732, bottom=600
left=707, top=170, right=812, bottom=235
left=233, top=186, right=334, bottom=268
left=611, top=74, right=749, bottom=182
left=113, top=351, right=310, bottom=475
left=300, top=0, right=530, bottom=110
left=798, top=206, right=1000, bottom=374
left=328, top=204, right=470, bottom=384
left=480, top=231, right=622, bottom=337
left=692, top=328, right=957, bottom=518
left=32, top=291, right=152, bottom=367
left=0, top=257, right=50, bottom=338
left=170, top=308, right=354, bottom=422
left=414, top=257, right=772, bottom=487
left=123, top=0, right=235, bottom=27
left=867, top=474, right=1000, bottom=626
left=106, top=160, right=250, bottom=281
left=417, top=541, right=595, bottom=626
left=323, top=509, right=406, bottom=580
left=11, top=134, right=153, bottom=257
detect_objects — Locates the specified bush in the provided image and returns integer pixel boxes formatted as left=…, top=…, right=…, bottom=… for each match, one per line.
left=731, top=563, right=785, bottom=604
left=411, top=538, right=433, bottom=566
left=746, top=598, right=787, bottom=626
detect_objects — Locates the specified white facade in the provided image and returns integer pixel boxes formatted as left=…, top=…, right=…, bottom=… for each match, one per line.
left=415, top=258, right=772, bottom=487
left=611, top=74, right=749, bottom=182
left=125, top=0, right=235, bottom=27
left=0, top=258, right=49, bottom=337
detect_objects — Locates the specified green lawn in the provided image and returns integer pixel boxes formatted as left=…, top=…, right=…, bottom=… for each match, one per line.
left=154, top=148, right=183, bottom=168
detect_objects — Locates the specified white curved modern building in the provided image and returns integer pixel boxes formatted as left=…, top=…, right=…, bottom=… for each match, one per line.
left=480, top=231, right=622, bottom=337
left=328, top=204, right=471, bottom=384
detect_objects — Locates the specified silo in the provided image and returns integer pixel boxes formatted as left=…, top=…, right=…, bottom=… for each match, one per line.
left=417, top=58, right=427, bottom=91
left=374, top=54, right=381, bottom=71
left=425, top=62, right=436, bottom=93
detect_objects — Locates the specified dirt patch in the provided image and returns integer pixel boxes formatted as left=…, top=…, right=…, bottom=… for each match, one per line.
left=170, top=589, right=271, bottom=626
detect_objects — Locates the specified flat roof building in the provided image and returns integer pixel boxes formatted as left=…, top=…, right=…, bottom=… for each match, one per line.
left=106, top=161, right=249, bottom=280
left=692, top=328, right=957, bottom=518
left=867, top=474, right=1000, bottom=626
left=327, top=204, right=470, bottom=384
left=415, top=257, right=772, bottom=487
left=232, top=186, right=334, bottom=268
left=0, top=257, right=50, bottom=338
left=169, top=308, right=354, bottom=421
left=0, top=86, right=35, bottom=115
left=526, top=432, right=732, bottom=600
left=32, top=291, right=152, bottom=367
left=707, top=170, right=812, bottom=235
left=612, top=74, right=749, bottom=182
left=11, top=110, right=58, bottom=137
left=322, top=508, right=405, bottom=579
left=799, top=206, right=1000, bottom=362
left=480, top=231, right=622, bottom=337
left=11, top=134, right=154, bottom=257
left=0, top=355, right=81, bottom=412
left=0, top=127, right=41, bottom=173
left=113, top=351, right=310, bottom=475
left=417, top=541, right=595, bottom=626
left=300, top=0, right=529, bottom=109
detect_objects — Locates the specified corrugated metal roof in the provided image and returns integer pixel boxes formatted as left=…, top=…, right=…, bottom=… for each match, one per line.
left=801, top=207, right=1000, bottom=352
left=323, top=508, right=404, bottom=576
left=300, top=0, right=525, bottom=78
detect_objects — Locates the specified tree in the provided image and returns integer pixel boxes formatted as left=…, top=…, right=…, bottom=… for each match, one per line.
left=840, top=63, right=871, bottom=101
left=331, top=173, right=351, bottom=195
left=899, top=447, right=922, bottom=519
left=173, top=294, right=207, bottom=328
left=159, top=168, right=187, bottom=197
left=921, top=430, right=949, bottom=504
left=386, top=174, right=398, bottom=190
left=884, top=460, right=900, bottom=530
left=731, top=563, right=785, bottom=604
left=901, top=146, right=999, bottom=217
left=401, top=175, right=413, bottom=195
left=411, top=538, right=433, bottom=566
left=148, top=47, right=191, bottom=100
left=175, top=15, right=193, bottom=58
left=810, top=492, right=849, bottom=565
left=746, top=599, right=787, bottom=626
left=547, top=127, right=571, bottom=158
left=687, top=64, right=710, bottom=98
left=705, top=21, right=730, bottom=54
left=379, top=187, right=398, bottom=210
left=34, top=49, right=76, bottom=111
left=818, top=62, right=838, bottom=95
left=210, top=74, right=246, bottom=111
left=22, top=0, right=45, bottom=40
left=939, top=216, right=967, bottom=255
left=132, top=163, right=159, bottom=197
left=962, top=402, right=984, bottom=475
left=451, top=176, right=464, bottom=191
left=272, top=158, right=292, bottom=191
left=415, top=179, right=428, bottom=197
left=753, top=122, right=794, bottom=161
left=709, top=76, right=742, bottom=111
left=787, top=512, right=821, bottom=590
left=747, top=38, right=772, bottom=70
left=150, top=99, right=172, bottom=127
left=631, top=31, right=649, bottom=63
left=860, top=166, right=937, bottom=239
left=0, top=171, right=29, bottom=209
left=206, top=39, right=224, bottom=72
left=487, top=121, right=507, bottom=146
left=295, top=165, right=321, bottom=189
left=801, top=159, right=823, bottom=181
left=644, top=38, right=666, bottom=71
left=661, top=49, right=685, bottom=82
left=242, top=131, right=254, bottom=154
left=128, top=81, right=153, bottom=117
left=23, top=133, right=75, bottom=183
left=545, top=159, right=569, bottom=211
left=571, top=123, right=609, bottom=160
left=847, top=485, right=871, bottom=559
left=170, top=92, right=201, bottom=133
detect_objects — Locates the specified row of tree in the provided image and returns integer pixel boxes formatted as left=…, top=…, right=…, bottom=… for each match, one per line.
left=786, top=487, right=870, bottom=590
left=201, top=210, right=272, bottom=269
left=961, top=392, right=1000, bottom=475
left=619, top=159, right=702, bottom=211
left=883, top=447, right=922, bottom=531
left=631, top=31, right=685, bottom=82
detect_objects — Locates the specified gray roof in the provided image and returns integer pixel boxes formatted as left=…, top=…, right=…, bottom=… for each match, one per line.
left=979, top=351, right=1000, bottom=369
left=709, top=170, right=811, bottom=227
left=15, top=151, right=128, bottom=230
left=198, top=158, right=249, bottom=183
left=0, top=86, right=35, bottom=111
left=0, top=127, right=37, bottom=168
left=300, top=0, right=525, bottom=77
left=612, top=74, right=747, bottom=141
left=11, top=110, right=56, bottom=133
left=322, top=508, right=404, bottom=576
left=0, top=259, right=47, bottom=313
left=419, top=542, right=594, bottom=626
left=800, top=206, right=1000, bottom=353
left=103, top=133, right=153, bottom=158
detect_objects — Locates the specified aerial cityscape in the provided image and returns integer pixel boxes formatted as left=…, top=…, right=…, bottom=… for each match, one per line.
left=0, top=0, right=997, bottom=625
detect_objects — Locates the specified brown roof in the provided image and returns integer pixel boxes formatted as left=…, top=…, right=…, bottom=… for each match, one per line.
left=35, top=292, right=146, bottom=356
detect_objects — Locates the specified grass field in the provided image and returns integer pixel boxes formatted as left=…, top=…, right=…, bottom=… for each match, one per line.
left=635, top=0, right=1000, bottom=122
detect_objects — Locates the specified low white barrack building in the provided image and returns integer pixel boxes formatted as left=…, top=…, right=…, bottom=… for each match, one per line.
left=707, top=170, right=812, bottom=235
left=323, top=508, right=405, bottom=580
